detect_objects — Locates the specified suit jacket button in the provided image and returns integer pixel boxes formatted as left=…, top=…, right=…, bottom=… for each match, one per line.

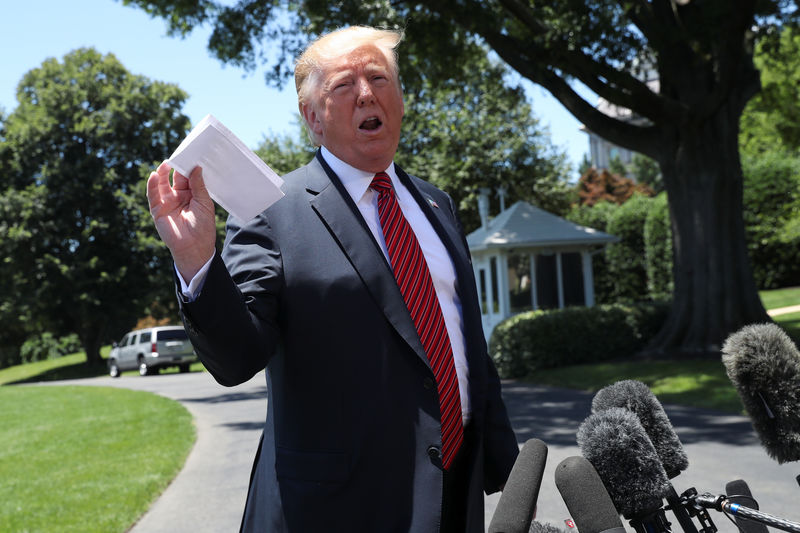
left=423, top=377, right=434, bottom=390
left=427, top=446, right=441, bottom=460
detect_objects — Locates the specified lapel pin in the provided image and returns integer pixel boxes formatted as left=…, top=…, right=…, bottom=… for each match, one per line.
left=427, top=197, right=439, bottom=209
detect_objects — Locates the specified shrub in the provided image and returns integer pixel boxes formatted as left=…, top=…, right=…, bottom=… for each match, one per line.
left=606, top=194, right=651, bottom=303
left=644, top=193, right=673, bottom=301
left=19, top=332, right=82, bottom=363
left=489, top=302, right=670, bottom=378
left=742, top=150, right=800, bottom=289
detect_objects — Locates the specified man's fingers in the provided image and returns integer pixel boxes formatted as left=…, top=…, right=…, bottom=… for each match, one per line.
left=147, top=161, right=171, bottom=208
left=188, top=166, right=210, bottom=201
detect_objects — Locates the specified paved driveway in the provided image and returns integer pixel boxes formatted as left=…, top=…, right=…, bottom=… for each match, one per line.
left=64, top=372, right=799, bottom=532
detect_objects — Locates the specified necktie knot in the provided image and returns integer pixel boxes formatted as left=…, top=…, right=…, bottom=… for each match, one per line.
left=371, top=172, right=393, bottom=195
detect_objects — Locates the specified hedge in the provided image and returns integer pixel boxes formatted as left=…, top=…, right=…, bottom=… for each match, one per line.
left=489, top=302, right=670, bottom=378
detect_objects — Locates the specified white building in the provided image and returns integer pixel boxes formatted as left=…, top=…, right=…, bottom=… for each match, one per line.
left=466, top=198, right=618, bottom=339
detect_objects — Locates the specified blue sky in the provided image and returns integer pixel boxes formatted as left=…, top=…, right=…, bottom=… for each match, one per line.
left=1, top=0, right=592, bottom=171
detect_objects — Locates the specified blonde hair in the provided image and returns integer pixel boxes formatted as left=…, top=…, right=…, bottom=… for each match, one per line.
left=294, top=26, right=404, bottom=107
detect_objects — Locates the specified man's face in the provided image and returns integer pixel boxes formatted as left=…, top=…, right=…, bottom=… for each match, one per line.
left=302, top=44, right=404, bottom=173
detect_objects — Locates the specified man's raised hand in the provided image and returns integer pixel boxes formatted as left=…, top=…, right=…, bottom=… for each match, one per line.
left=147, top=161, right=217, bottom=280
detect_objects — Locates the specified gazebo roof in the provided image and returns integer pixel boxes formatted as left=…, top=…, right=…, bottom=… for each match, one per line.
left=466, top=201, right=618, bottom=252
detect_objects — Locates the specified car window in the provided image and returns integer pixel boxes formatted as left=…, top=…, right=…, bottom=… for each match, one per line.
left=127, top=335, right=136, bottom=346
left=156, top=329, right=188, bottom=341
left=119, top=334, right=129, bottom=346
left=138, top=331, right=152, bottom=343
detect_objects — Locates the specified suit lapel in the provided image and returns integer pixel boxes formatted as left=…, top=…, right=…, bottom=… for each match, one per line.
left=304, top=154, right=431, bottom=369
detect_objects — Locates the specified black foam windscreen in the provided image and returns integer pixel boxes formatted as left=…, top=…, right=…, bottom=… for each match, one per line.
left=488, top=438, right=548, bottom=533
left=554, top=456, right=626, bottom=533
left=722, top=323, right=800, bottom=463
left=577, top=407, right=670, bottom=518
left=725, top=479, right=769, bottom=533
left=592, top=379, right=689, bottom=478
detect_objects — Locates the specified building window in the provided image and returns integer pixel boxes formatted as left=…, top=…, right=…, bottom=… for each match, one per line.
left=561, top=252, right=585, bottom=306
left=535, top=254, right=559, bottom=310
left=507, top=253, right=532, bottom=313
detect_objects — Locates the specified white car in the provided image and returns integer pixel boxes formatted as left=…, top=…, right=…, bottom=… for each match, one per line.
left=108, top=326, right=197, bottom=377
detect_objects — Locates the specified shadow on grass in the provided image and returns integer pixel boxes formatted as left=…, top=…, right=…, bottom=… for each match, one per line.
left=6, top=361, right=109, bottom=385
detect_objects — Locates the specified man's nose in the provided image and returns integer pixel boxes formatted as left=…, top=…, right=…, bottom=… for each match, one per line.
left=357, top=79, right=375, bottom=106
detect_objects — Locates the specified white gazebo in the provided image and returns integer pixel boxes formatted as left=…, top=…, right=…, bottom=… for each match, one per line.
left=466, top=199, right=618, bottom=339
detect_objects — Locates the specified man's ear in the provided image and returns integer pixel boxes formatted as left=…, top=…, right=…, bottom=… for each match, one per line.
left=300, top=102, right=323, bottom=138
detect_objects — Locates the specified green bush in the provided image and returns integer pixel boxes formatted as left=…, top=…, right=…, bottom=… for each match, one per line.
left=19, top=332, right=81, bottom=363
left=606, top=194, right=651, bottom=302
left=566, top=201, right=618, bottom=303
left=489, top=302, right=670, bottom=378
left=644, top=193, right=673, bottom=301
left=742, top=150, right=800, bottom=289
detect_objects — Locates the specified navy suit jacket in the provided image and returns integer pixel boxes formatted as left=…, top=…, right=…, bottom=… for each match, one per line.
left=179, top=152, right=519, bottom=532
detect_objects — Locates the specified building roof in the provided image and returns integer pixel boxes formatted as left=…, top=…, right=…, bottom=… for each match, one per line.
left=466, top=201, right=618, bottom=252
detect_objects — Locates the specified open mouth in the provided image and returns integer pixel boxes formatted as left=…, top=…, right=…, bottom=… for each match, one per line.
left=360, top=117, right=382, bottom=131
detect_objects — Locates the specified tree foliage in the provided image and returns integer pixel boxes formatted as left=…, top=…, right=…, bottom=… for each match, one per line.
left=122, top=0, right=800, bottom=355
left=740, top=25, right=800, bottom=156
left=0, top=48, right=189, bottom=366
left=577, top=167, right=653, bottom=206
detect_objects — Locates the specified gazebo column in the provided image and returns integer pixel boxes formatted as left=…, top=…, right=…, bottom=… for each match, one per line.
left=556, top=252, right=565, bottom=309
left=498, top=253, right=510, bottom=318
left=581, top=250, right=595, bottom=307
left=530, top=252, right=539, bottom=310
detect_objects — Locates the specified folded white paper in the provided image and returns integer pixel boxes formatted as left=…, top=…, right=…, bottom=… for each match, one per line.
left=168, top=114, right=284, bottom=221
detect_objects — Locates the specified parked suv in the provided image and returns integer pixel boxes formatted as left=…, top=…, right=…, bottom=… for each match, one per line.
left=108, top=326, right=197, bottom=377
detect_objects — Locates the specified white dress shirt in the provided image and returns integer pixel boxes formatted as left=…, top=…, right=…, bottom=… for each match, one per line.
left=178, top=146, right=471, bottom=424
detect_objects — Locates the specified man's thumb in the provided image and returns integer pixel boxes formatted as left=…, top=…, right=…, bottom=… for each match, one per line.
left=188, top=166, right=211, bottom=201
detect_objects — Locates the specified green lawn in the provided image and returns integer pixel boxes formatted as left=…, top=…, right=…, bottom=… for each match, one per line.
left=0, top=385, right=195, bottom=532
left=759, top=285, right=800, bottom=310
left=527, top=359, right=742, bottom=413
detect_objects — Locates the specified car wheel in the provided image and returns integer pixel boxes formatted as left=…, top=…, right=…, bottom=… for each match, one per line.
left=108, top=360, right=121, bottom=378
left=138, top=357, right=150, bottom=377
left=179, top=364, right=190, bottom=373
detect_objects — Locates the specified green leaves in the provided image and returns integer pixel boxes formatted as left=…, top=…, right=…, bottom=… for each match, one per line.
left=0, top=48, right=190, bottom=366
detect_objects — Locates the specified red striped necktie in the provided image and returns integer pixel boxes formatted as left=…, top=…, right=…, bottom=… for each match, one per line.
left=371, top=172, right=463, bottom=470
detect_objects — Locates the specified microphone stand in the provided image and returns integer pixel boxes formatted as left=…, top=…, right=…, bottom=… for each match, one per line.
left=627, top=507, right=673, bottom=533
left=665, top=485, right=702, bottom=533
left=694, top=492, right=800, bottom=533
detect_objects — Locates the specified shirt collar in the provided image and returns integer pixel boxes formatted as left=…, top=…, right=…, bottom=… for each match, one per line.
left=320, top=146, right=398, bottom=203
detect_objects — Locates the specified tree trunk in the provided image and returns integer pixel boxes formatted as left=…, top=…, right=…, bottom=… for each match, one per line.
left=79, top=327, right=106, bottom=368
left=645, top=102, right=769, bottom=357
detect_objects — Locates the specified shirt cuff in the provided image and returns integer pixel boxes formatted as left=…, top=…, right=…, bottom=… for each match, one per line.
left=176, top=255, right=214, bottom=302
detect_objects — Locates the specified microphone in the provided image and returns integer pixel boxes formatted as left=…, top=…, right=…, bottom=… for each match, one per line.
left=591, top=379, right=688, bottom=478
left=722, top=323, right=800, bottom=463
left=577, top=408, right=672, bottom=533
left=554, top=456, right=626, bottom=533
left=592, top=380, right=696, bottom=533
left=725, top=479, right=769, bottom=533
left=488, top=438, right=548, bottom=533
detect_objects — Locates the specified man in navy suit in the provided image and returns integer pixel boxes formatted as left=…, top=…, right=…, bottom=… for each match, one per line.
left=147, top=25, right=519, bottom=532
